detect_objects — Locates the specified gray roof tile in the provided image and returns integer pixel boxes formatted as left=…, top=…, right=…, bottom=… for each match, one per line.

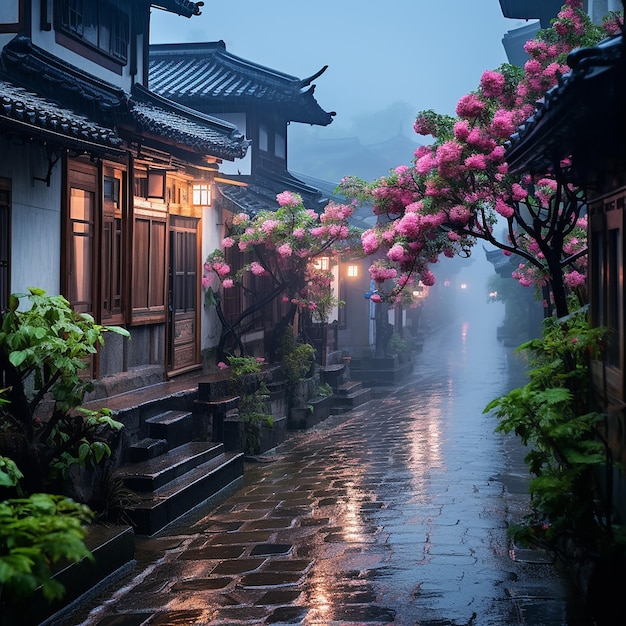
left=130, top=84, right=250, bottom=160
left=0, top=79, right=123, bottom=151
left=149, top=41, right=335, bottom=126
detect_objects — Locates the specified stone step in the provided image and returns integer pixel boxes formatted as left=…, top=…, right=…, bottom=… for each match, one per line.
left=194, top=395, right=241, bottom=443
left=336, top=380, right=364, bottom=395
left=118, top=441, right=226, bottom=492
left=125, top=451, right=245, bottom=536
left=145, top=409, right=194, bottom=449
left=129, top=437, right=169, bottom=462
left=331, top=386, right=372, bottom=414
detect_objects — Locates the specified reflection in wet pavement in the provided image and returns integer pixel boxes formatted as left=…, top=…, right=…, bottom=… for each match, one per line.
left=68, top=304, right=592, bottom=625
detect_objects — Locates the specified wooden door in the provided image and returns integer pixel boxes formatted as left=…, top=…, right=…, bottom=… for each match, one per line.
left=168, top=216, right=200, bottom=374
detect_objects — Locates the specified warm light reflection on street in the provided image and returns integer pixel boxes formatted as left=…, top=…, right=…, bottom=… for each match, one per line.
left=71, top=301, right=583, bottom=625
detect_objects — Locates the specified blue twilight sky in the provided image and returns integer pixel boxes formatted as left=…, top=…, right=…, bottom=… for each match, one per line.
left=150, top=1, right=528, bottom=134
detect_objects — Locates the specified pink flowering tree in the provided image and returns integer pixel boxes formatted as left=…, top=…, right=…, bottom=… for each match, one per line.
left=203, top=191, right=360, bottom=360
left=339, top=1, right=621, bottom=319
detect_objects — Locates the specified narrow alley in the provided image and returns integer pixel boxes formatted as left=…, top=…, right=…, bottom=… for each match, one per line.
left=61, top=303, right=591, bottom=626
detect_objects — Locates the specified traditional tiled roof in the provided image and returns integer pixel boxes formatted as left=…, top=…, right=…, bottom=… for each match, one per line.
left=499, top=0, right=563, bottom=28
left=0, top=36, right=249, bottom=161
left=2, top=35, right=126, bottom=121
left=506, top=35, right=624, bottom=176
left=484, top=246, right=516, bottom=276
left=151, top=1, right=203, bottom=18
left=217, top=170, right=324, bottom=215
left=130, top=84, right=249, bottom=161
left=0, top=79, right=124, bottom=153
left=149, top=42, right=335, bottom=126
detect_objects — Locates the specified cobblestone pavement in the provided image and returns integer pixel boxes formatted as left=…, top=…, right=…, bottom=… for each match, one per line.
left=64, top=306, right=593, bottom=626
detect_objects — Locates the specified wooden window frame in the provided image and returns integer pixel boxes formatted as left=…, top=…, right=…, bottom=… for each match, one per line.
left=590, top=190, right=625, bottom=402
left=101, top=165, right=126, bottom=325
left=131, top=210, right=167, bottom=324
left=192, top=182, right=211, bottom=207
left=64, top=160, right=98, bottom=316
left=170, top=217, right=198, bottom=315
left=55, top=0, right=129, bottom=72
left=147, top=169, right=166, bottom=200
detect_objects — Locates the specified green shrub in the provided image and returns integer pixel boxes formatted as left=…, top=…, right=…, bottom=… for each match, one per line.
left=484, top=308, right=620, bottom=550
left=221, top=355, right=273, bottom=455
left=0, top=289, right=127, bottom=494
left=0, top=456, right=93, bottom=603
left=278, top=327, right=316, bottom=383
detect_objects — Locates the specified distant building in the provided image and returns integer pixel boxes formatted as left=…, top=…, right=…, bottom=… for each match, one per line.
left=499, top=0, right=620, bottom=66
left=149, top=41, right=336, bottom=357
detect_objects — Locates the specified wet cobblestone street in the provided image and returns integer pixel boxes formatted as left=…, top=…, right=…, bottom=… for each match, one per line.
left=64, top=305, right=593, bottom=626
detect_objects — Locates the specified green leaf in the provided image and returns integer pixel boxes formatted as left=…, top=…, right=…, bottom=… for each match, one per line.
left=8, top=350, right=28, bottom=367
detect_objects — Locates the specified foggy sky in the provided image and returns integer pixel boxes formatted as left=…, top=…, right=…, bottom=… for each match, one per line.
left=149, top=2, right=526, bottom=136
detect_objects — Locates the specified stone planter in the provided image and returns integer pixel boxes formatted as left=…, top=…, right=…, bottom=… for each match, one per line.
left=222, top=412, right=245, bottom=452
left=256, top=416, right=287, bottom=455
left=266, top=381, right=288, bottom=421
left=288, top=395, right=332, bottom=430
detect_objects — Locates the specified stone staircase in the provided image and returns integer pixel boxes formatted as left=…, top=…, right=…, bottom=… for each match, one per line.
left=321, top=363, right=372, bottom=415
left=86, top=374, right=245, bottom=537
left=116, top=410, right=244, bottom=536
left=348, top=354, right=415, bottom=386
left=330, top=380, right=372, bottom=415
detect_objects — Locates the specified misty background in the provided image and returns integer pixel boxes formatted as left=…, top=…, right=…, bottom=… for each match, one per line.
left=150, top=2, right=534, bottom=329
left=150, top=2, right=527, bottom=182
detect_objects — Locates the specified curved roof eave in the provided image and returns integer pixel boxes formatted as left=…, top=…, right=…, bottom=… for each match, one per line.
left=150, top=0, right=203, bottom=18
left=506, top=35, right=623, bottom=174
left=149, top=41, right=335, bottom=126
left=130, top=83, right=250, bottom=160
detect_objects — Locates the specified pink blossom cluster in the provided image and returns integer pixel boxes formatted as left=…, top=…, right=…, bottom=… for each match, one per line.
left=369, top=260, right=398, bottom=283
left=210, top=261, right=230, bottom=277
left=261, top=219, right=280, bottom=235
left=203, top=187, right=359, bottom=311
left=319, top=1, right=602, bottom=310
left=603, top=13, right=624, bottom=36
left=232, top=212, right=249, bottom=226
left=455, top=93, right=485, bottom=119
left=249, top=261, right=266, bottom=276
left=479, top=70, right=505, bottom=98
left=276, top=242, right=293, bottom=257
left=361, top=230, right=380, bottom=255
left=276, top=191, right=301, bottom=207
left=512, top=263, right=548, bottom=288
left=564, top=270, right=586, bottom=288
left=413, top=112, right=439, bottom=137
left=201, top=250, right=235, bottom=290
left=371, top=170, right=417, bottom=216
left=320, top=201, right=354, bottom=222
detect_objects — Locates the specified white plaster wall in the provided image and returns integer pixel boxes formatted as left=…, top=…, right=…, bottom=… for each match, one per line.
left=214, top=113, right=251, bottom=175
left=200, top=204, right=225, bottom=350
left=0, top=141, right=61, bottom=299
left=29, top=9, right=142, bottom=92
